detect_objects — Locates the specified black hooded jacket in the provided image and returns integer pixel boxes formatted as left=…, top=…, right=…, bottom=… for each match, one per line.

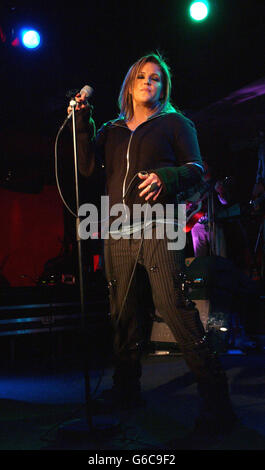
left=75, top=108, right=204, bottom=218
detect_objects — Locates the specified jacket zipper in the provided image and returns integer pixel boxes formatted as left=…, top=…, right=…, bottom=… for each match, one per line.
left=113, top=113, right=166, bottom=208
left=122, top=131, right=134, bottom=206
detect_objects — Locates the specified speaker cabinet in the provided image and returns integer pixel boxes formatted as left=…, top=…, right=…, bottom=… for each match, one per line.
left=150, top=299, right=210, bottom=345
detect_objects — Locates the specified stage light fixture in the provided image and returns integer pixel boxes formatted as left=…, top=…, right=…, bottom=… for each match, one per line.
left=189, top=1, right=209, bottom=21
left=21, top=29, right=41, bottom=49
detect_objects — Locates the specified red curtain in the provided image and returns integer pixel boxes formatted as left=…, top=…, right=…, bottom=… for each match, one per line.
left=0, top=185, right=64, bottom=286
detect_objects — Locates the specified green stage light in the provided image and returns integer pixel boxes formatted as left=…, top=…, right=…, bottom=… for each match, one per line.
left=189, top=1, right=209, bottom=21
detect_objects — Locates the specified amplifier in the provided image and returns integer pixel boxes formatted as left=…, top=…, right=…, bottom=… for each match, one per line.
left=150, top=299, right=210, bottom=346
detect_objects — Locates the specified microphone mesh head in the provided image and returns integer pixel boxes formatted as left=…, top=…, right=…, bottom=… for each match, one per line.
left=80, top=85, right=94, bottom=98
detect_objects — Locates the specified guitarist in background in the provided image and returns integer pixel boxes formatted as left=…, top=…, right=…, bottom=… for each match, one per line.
left=190, top=161, right=250, bottom=271
left=190, top=161, right=256, bottom=350
left=190, top=161, right=228, bottom=258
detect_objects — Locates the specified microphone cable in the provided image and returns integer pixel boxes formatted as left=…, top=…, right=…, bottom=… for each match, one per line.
left=55, top=114, right=141, bottom=221
left=112, top=172, right=153, bottom=327
left=54, top=115, right=78, bottom=218
left=55, top=115, right=154, bottom=330
left=113, top=201, right=149, bottom=328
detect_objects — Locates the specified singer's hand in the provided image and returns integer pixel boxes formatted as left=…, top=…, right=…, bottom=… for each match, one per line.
left=67, top=92, right=89, bottom=115
left=138, top=172, right=163, bottom=201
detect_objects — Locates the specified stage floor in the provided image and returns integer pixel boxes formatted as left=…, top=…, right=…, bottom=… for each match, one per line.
left=0, top=350, right=264, bottom=452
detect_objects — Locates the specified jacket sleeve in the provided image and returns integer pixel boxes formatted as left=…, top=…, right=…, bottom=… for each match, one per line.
left=155, top=164, right=204, bottom=199
left=73, top=106, right=110, bottom=180
left=153, top=115, right=204, bottom=200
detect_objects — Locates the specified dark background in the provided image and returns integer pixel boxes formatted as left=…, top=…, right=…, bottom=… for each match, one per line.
left=0, top=7, right=264, bottom=451
left=0, top=0, right=264, bottom=192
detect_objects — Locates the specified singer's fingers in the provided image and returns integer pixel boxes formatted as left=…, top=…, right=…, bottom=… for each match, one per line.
left=138, top=175, right=153, bottom=189
left=145, top=186, right=163, bottom=202
left=76, top=102, right=87, bottom=111
left=139, top=184, right=151, bottom=197
left=139, top=181, right=161, bottom=198
left=73, top=92, right=86, bottom=107
left=68, top=102, right=89, bottom=114
left=138, top=173, right=162, bottom=200
left=137, top=171, right=149, bottom=181
left=138, top=172, right=161, bottom=190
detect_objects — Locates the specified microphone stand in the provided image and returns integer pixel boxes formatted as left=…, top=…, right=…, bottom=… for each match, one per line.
left=57, top=100, right=119, bottom=441
left=70, top=99, right=93, bottom=431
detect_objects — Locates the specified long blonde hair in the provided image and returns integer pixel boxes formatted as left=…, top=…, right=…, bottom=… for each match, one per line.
left=118, top=52, right=178, bottom=121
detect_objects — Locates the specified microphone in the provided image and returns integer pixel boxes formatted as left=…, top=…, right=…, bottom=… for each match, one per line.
left=68, top=85, right=94, bottom=118
left=79, top=85, right=94, bottom=100
left=66, top=85, right=94, bottom=100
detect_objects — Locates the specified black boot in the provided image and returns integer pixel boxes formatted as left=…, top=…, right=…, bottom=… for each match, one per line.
left=195, top=376, right=238, bottom=436
left=177, top=336, right=238, bottom=446
left=93, top=350, right=145, bottom=413
left=165, top=371, right=237, bottom=450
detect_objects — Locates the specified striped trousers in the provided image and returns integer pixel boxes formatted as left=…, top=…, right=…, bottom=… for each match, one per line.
left=103, top=230, right=228, bottom=393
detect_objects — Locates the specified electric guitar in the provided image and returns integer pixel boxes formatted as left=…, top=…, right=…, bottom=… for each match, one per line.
left=184, top=201, right=205, bottom=232
left=184, top=177, right=234, bottom=232
left=183, top=179, right=215, bottom=233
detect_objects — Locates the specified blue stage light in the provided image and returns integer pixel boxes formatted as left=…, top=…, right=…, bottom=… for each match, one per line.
left=21, top=29, right=41, bottom=49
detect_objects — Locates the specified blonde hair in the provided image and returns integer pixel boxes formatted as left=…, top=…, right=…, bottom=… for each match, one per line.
left=118, top=52, right=177, bottom=120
